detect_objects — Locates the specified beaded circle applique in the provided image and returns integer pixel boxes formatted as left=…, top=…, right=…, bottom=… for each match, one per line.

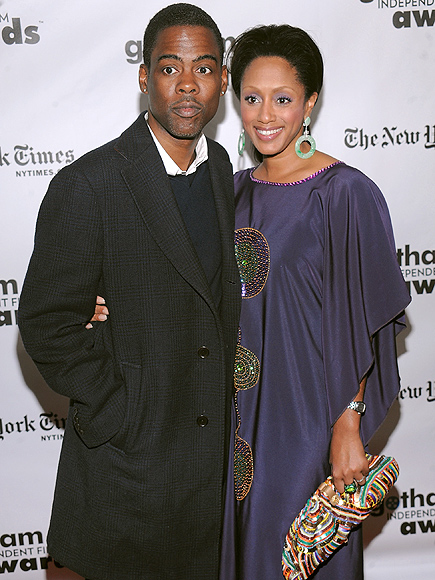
left=233, top=229, right=269, bottom=500
left=234, top=343, right=261, bottom=391
left=235, top=434, right=254, bottom=501
left=234, top=341, right=260, bottom=500
left=235, top=228, right=270, bottom=299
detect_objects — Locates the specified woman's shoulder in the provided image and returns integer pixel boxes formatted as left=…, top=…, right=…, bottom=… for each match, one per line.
left=233, top=167, right=254, bottom=185
left=318, top=158, right=381, bottom=196
left=234, top=167, right=254, bottom=178
left=319, top=161, right=391, bottom=222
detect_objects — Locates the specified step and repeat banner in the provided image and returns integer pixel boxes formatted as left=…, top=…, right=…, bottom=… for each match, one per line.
left=1, top=0, right=434, bottom=578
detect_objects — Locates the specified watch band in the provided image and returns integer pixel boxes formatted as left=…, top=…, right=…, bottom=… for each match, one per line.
left=347, top=401, right=366, bottom=415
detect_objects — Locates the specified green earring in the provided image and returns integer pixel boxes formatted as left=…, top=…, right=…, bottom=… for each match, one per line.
left=238, top=129, right=245, bottom=156
left=295, top=117, right=316, bottom=159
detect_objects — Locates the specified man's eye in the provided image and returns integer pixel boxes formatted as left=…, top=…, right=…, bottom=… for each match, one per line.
left=197, top=66, right=212, bottom=74
left=162, top=66, right=177, bottom=75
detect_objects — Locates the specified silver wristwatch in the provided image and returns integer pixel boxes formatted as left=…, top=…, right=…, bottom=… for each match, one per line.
left=347, top=401, right=366, bottom=415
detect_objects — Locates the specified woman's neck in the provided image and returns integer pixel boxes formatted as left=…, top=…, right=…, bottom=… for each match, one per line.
left=253, top=150, right=338, bottom=184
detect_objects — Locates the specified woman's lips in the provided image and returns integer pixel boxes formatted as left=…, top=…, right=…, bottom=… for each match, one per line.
left=254, top=127, right=283, bottom=140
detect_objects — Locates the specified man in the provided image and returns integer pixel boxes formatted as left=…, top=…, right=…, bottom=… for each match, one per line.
left=18, top=4, right=240, bottom=579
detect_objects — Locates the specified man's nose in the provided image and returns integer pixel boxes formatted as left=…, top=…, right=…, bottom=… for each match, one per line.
left=176, top=70, right=199, bottom=93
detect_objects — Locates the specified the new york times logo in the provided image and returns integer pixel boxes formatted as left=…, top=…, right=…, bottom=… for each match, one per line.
left=345, top=124, right=435, bottom=150
left=0, top=531, right=65, bottom=574
left=0, top=145, right=74, bottom=178
left=0, top=14, right=40, bottom=45
left=360, top=0, right=435, bottom=29
left=124, top=35, right=235, bottom=64
left=0, top=412, right=66, bottom=441
left=397, top=245, right=435, bottom=296
left=399, top=380, right=435, bottom=403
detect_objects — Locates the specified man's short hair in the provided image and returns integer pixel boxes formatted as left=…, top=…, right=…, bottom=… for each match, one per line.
left=143, top=3, right=224, bottom=67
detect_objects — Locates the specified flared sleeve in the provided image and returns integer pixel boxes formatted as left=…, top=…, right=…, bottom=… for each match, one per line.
left=321, top=166, right=411, bottom=444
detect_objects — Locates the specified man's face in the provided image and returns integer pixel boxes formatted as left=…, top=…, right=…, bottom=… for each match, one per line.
left=139, top=25, right=227, bottom=143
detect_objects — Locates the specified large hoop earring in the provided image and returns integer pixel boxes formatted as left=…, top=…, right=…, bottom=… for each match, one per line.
left=295, top=117, right=316, bottom=159
left=238, top=129, right=245, bottom=156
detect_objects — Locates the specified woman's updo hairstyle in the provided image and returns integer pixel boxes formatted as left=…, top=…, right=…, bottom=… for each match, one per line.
left=228, top=24, right=323, bottom=103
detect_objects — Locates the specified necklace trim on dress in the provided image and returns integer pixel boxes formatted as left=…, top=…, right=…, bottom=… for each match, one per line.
left=249, top=161, right=343, bottom=187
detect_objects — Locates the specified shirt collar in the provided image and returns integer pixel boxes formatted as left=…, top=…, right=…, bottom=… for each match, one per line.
left=144, top=112, right=208, bottom=176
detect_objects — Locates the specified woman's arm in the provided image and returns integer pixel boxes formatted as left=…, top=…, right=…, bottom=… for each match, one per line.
left=329, top=377, right=370, bottom=493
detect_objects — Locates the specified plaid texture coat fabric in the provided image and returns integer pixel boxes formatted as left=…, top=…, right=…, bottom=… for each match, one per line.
left=18, top=114, right=241, bottom=580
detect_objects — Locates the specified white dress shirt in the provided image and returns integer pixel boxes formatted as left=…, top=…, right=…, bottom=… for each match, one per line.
left=144, top=112, right=208, bottom=176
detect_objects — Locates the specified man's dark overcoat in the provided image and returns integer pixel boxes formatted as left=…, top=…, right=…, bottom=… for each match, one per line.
left=18, top=113, right=241, bottom=580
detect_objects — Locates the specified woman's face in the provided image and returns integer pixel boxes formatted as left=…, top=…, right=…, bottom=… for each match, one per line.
left=240, top=56, right=317, bottom=159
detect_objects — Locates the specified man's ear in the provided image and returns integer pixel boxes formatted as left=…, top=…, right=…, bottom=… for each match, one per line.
left=139, top=64, right=148, bottom=94
left=220, top=65, right=228, bottom=96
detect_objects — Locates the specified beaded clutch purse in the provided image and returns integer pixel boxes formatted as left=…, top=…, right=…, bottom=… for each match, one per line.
left=282, top=454, right=399, bottom=580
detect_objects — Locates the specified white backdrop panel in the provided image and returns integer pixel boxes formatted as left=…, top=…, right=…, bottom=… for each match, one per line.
left=1, top=0, right=434, bottom=578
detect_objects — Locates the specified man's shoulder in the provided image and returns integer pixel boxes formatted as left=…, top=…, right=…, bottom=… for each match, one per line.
left=206, top=137, right=231, bottom=164
left=58, top=114, right=151, bottom=176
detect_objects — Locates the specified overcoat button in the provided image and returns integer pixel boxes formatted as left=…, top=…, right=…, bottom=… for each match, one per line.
left=197, top=415, right=208, bottom=427
left=197, top=346, right=209, bottom=358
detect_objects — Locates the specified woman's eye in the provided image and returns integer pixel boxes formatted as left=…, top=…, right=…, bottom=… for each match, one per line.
left=244, top=95, right=259, bottom=104
left=276, top=96, right=292, bottom=104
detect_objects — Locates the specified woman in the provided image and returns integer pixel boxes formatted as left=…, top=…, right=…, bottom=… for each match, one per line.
left=221, top=24, right=410, bottom=579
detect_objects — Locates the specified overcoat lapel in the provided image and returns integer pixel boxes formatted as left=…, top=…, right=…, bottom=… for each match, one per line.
left=115, top=115, right=220, bottom=313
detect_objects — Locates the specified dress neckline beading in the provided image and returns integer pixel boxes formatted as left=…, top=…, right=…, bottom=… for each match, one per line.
left=249, top=161, right=343, bottom=187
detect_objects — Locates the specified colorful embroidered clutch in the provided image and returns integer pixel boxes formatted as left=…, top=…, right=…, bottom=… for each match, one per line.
left=282, top=454, right=399, bottom=580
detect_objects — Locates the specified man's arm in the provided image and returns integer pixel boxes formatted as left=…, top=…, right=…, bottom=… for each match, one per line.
left=18, top=167, right=125, bottom=448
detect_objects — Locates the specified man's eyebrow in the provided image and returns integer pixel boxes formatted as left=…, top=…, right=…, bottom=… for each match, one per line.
left=157, top=53, right=218, bottom=64
left=157, top=54, right=182, bottom=63
left=193, top=54, right=218, bottom=64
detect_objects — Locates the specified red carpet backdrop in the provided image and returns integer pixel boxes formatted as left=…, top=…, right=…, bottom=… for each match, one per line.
left=1, top=0, right=434, bottom=578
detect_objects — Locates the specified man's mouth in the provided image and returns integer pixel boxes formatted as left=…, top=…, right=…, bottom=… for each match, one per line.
left=172, top=100, right=202, bottom=118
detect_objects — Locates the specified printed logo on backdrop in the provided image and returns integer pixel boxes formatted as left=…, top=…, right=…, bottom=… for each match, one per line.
left=0, top=279, right=18, bottom=328
left=0, top=145, right=74, bottom=178
left=397, top=245, right=435, bottom=296
left=0, top=412, right=66, bottom=442
left=344, top=125, right=435, bottom=151
left=0, top=530, right=64, bottom=574
left=124, top=35, right=235, bottom=64
left=399, top=380, right=435, bottom=403
left=0, top=14, right=41, bottom=45
left=360, top=0, right=435, bottom=29
left=372, top=487, right=435, bottom=536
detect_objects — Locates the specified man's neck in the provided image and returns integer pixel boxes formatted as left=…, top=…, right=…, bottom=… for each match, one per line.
left=147, top=114, right=198, bottom=171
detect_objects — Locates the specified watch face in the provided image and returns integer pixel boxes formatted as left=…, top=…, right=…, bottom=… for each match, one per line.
left=349, top=401, right=366, bottom=413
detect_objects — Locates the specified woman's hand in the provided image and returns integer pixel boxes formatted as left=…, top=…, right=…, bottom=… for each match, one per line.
left=85, top=296, right=108, bottom=329
left=329, top=410, right=369, bottom=494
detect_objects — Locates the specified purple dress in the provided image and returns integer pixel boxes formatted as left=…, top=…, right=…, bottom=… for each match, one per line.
left=221, top=162, right=410, bottom=580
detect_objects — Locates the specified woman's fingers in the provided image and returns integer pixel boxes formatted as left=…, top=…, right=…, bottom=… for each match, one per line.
left=86, top=296, right=108, bottom=328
